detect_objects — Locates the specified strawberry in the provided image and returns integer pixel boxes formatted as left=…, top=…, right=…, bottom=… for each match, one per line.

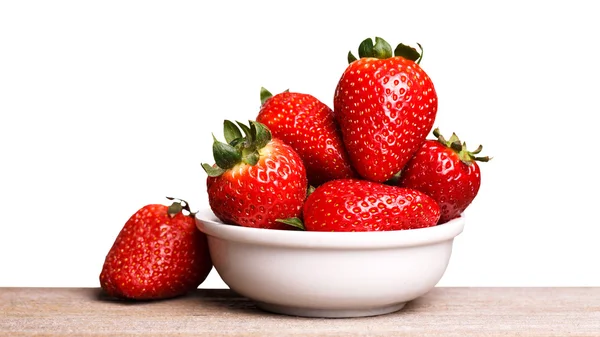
left=202, top=120, right=307, bottom=230
left=99, top=198, right=212, bottom=300
left=256, top=88, right=357, bottom=186
left=333, top=37, right=438, bottom=183
left=395, top=128, right=491, bottom=224
left=280, top=179, right=440, bottom=232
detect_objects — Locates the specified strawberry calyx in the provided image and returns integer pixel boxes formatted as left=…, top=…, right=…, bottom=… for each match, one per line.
left=165, top=196, right=194, bottom=218
left=276, top=217, right=306, bottom=231
left=385, top=171, right=403, bottom=186
left=201, top=120, right=272, bottom=177
left=347, top=37, right=423, bottom=64
left=260, top=87, right=289, bottom=106
left=260, top=87, right=273, bottom=106
left=432, top=128, right=492, bottom=165
left=306, top=185, right=316, bottom=198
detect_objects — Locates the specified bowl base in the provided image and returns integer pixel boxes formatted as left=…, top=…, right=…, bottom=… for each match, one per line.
left=255, top=301, right=407, bottom=318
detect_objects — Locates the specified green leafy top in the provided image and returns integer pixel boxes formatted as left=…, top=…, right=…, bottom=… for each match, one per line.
left=432, top=128, right=492, bottom=165
left=201, top=120, right=272, bottom=177
left=347, top=37, right=423, bottom=64
left=260, top=87, right=273, bottom=106
left=260, top=87, right=289, bottom=106
left=165, top=196, right=194, bottom=217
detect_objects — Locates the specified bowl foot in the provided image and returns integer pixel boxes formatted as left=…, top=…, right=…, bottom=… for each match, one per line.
left=255, top=301, right=407, bottom=318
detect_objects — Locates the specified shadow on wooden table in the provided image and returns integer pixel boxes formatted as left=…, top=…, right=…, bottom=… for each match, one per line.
left=92, top=287, right=270, bottom=316
left=91, top=287, right=428, bottom=320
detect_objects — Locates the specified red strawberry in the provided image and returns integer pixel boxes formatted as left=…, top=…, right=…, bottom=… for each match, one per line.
left=202, top=120, right=307, bottom=230
left=396, top=128, right=491, bottom=223
left=100, top=198, right=212, bottom=300
left=281, top=179, right=440, bottom=232
left=333, top=37, right=438, bottom=183
left=256, top=88, right=357, bottom=186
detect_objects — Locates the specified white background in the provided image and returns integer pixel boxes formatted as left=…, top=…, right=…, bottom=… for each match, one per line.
left=1, top=0, right=599, bottom=288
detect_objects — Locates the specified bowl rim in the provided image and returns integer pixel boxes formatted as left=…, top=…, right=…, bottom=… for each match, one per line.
left=195, top=208, right=465, bottom=249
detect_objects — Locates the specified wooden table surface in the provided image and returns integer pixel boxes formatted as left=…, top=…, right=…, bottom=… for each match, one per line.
left=1, top=287, right=599, bottom=336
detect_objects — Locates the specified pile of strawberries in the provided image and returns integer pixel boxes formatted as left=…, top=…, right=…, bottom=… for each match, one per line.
left=205, top=37, right=489, bottom=232
left=99, top=37, right=490, bottom=301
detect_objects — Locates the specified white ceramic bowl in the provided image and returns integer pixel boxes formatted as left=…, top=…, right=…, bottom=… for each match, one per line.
left=195, top=208, right=465, bottom=318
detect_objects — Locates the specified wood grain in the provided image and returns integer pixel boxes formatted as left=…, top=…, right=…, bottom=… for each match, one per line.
left=0, top=287, right=598, bottom=336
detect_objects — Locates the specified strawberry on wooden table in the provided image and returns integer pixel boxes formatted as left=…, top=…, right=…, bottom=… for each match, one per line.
left=280, top=178, right=440, bottom=232
left=99, top=198, right=212, bottom=300
left=396, top=128, right=491, bottom=224
left=333, top=37, right=438, bottom=183
left=256, top=87, right=356, bottom=186
left=202, top=120, right=307, bottom=230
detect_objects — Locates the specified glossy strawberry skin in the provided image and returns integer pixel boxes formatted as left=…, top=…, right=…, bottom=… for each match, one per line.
left=397, top=140, right=481, bottom=223
left=256, top=91, right=356, bottom=186
left=207, top=138, right=307, bottom=230
left=302, top=179, right=440, bottom=232
left=100, top=204, right=212, bottom=300
left=333, top=57, right=437, bottom=183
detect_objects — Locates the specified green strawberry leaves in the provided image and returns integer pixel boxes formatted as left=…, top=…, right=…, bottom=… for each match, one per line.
left=260, top=87, right=273, bottom=106
left=394, top=43, right=423, bottom=64
left=236, top=121, right=252, bottom=141
left=223, top=120, right=242, bottom=144
left=276, top=217, right=306, bottom=231
left=202, top=120, right=272, bottom=177
left=274, top=186, right=316, bottom=230
left=165, top=197, right=194, bottom=217
left=241, top=146, right=259, bottom=166
left=201, top=163, right=226, bottom=177
left=357, top=38, right=374, bottom=59
left=212, top=134, right=241, bottom=169
left=260, top=87, right=290, bottom=106
left=372, top=37, right=393, bottom=59
left=432, top=128, right=492, bottom=165
left=348, top=37, right=423, bottom=64
left=251, top=120, right=271, bottom=149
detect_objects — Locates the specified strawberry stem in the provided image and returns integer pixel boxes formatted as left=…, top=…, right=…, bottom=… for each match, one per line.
left=241, top=147, right=259, bottom=165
